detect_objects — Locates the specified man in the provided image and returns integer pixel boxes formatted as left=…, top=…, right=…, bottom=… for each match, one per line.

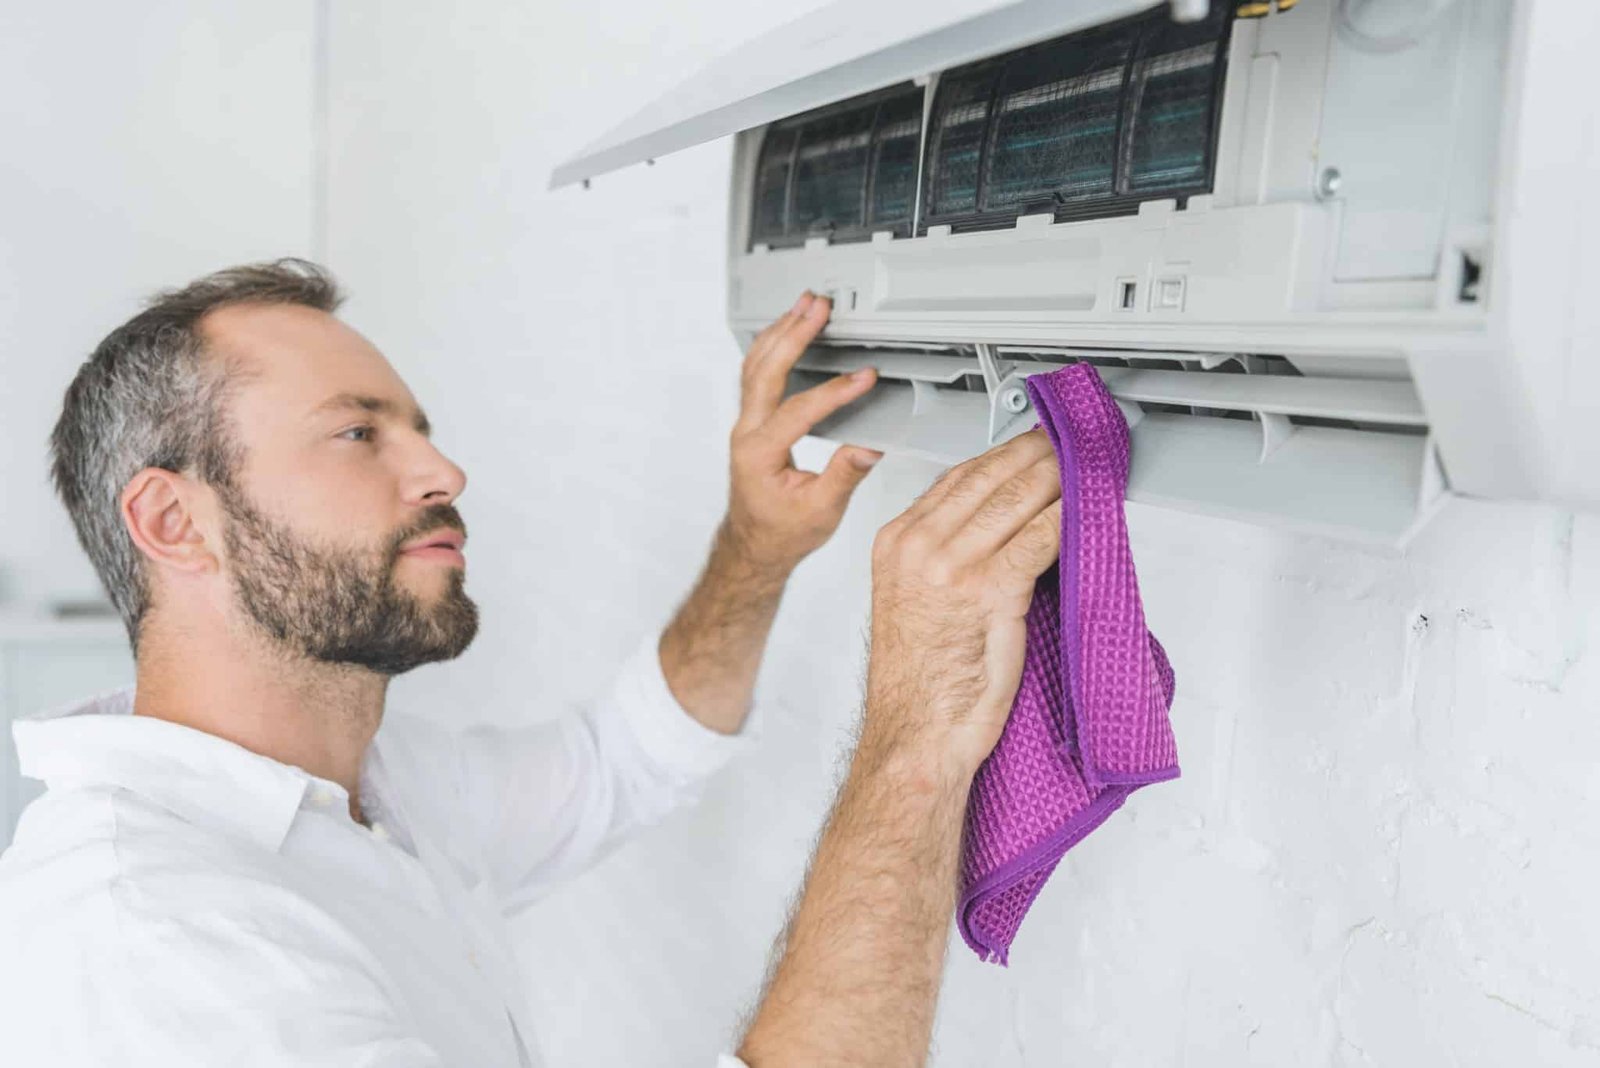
left=0, top=259, right=1061, bottom=1066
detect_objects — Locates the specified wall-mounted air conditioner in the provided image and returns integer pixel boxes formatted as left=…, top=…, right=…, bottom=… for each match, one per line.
left=551, top=0, right=1600, bottom=546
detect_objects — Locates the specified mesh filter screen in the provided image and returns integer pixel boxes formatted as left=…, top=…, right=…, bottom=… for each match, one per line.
left=868, top=92, right=923, bottom=229
left=747, top=7, right=1231, bottom=247
left=791, top=107, right=874, bottom=237
left=983, top=29, right=1135, bottom=210
left=1125, top=30, right=1226, bottom=191
left=748, top=84, right=923, bottom=248
left=921, top=6, right=1231, bottom=232
left=927, top=68, right=1000, bottom=215
left=750, top=126, right=798, bottom=245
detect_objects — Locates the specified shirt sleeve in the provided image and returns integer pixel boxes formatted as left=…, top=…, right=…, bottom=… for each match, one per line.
left=446, top=630, right=757, bottom=915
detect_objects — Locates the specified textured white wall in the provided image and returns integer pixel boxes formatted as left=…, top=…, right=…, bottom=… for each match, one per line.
left=7, top=4, right=1592, bottom=1064
left=324, top=2, right=1595, bottom=1065
left=0, top=1, right=319, bottom=617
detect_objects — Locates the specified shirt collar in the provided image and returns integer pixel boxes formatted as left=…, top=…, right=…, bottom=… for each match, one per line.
left=11, top=684, right=344, bottom=853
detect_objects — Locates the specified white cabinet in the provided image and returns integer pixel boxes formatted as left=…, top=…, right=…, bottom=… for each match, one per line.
left=0, top=620, right=133, bottom=852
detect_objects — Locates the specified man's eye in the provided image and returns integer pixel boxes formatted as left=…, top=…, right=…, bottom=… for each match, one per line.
left=339, top=425, right=375, bottom=443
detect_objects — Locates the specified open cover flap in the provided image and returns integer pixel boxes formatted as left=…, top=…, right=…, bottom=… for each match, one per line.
left=548, top=0, right=1160, bottom=188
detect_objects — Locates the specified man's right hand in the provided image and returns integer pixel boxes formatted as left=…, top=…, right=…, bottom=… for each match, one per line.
left=735, top=428, right=1065, bottom=1068
left=862, top=428, right=1063, bottom=777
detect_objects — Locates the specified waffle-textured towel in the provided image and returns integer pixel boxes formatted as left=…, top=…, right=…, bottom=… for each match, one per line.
left=956, top=363, right=1179, bottom=966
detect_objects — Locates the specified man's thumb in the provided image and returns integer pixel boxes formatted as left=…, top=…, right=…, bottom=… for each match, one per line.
left=818, top=445, right=883, bottom=503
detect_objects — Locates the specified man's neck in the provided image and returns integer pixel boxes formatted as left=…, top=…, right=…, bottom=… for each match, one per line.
left=130, top=619, right=389, bottom=820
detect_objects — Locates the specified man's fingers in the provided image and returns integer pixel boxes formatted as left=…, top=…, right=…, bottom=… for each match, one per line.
left=811, top=444, right=883, bottom=510
left=740, top=295, right=832, bottom=423
left=738, top=297, right=811, bottom=417
left=993, top=499, right=1063, bottom=588
left=758, top=368, right=877, bottom=451
left=902, top=429, right=1055, bottom=543
left=743, top=291, right=814, bottom=367
left=757, top=292, right=830, bottom=371
left=942, top=452, right=1061, bottom=564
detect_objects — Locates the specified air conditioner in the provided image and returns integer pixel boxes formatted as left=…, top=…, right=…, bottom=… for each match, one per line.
left=551, top=0, right=1600, bottom=546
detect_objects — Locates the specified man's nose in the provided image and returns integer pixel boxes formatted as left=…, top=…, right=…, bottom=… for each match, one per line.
left=407, top=440, right=468, bottom=505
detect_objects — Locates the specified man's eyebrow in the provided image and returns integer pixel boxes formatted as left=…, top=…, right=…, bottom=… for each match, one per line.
left=312, top=392, right=432, bottom=436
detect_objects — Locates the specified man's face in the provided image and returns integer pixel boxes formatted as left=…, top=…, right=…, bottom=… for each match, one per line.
left=200, top=303, right=478, bottom=676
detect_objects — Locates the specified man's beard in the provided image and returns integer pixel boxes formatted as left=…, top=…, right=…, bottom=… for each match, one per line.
left=217, top=483, right=479, bottom=677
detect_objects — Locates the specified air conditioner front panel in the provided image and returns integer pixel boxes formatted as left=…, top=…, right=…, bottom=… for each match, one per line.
left=548, top=0, right=1158, bottom=189
left=733, top=199, right=1326, bottom=330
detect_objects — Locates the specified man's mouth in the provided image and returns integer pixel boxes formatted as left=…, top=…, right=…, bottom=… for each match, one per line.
left=398, top=528, right=467, bottom=566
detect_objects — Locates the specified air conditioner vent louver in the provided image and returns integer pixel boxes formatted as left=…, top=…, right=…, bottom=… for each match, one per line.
left=804, top=341, right=1425, bottom=426
left=791, top=342, right=1442, bottom=545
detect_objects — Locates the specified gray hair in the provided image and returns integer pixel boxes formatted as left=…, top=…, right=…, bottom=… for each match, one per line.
left=49, top=258, right=345, bottom=653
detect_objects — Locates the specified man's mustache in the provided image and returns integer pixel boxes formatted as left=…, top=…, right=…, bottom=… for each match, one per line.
left=386, top=505, right=468, bottom=563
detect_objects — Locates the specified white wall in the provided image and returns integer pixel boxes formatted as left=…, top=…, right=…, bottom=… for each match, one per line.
left=6, top=2, right=1594, bottom=1065
left=0, top=1, right=318, bottom=616
left=325, top=3, right=1600, bottom=1066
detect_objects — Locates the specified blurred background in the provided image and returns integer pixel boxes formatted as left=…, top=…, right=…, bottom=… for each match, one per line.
left=2, top=1, right=1598, bottom=1064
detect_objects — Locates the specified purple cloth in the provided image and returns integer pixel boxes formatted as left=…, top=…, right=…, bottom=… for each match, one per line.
left=956, top=363, right=1179, bottom=966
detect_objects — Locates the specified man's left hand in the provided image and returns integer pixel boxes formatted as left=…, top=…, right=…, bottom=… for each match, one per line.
left=723, top=290, right=882, bottom=575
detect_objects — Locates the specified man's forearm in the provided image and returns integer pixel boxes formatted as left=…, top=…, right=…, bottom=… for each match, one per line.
left=658, top=519, right=790, bottom=736
left=737, top=727, right=974, bottom=1066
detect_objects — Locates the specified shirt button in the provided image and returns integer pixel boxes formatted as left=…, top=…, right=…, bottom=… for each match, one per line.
left=370, top=822, right=391, bottom=842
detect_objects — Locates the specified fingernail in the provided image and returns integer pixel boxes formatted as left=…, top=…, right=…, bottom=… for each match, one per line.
left=850, top=450, right=883, bottom=471
left=791, top=291, right=813, bottom=313
left=850, top=368, right=875, bottom=384
left=806, top=294, right=829, bottom=317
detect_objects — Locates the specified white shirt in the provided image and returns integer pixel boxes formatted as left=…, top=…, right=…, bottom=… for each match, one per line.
left=0, top=633, right=758, bottom=1067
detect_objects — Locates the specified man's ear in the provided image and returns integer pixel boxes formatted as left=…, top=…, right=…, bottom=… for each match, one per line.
left=121, top=468, right=219, bottom=575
